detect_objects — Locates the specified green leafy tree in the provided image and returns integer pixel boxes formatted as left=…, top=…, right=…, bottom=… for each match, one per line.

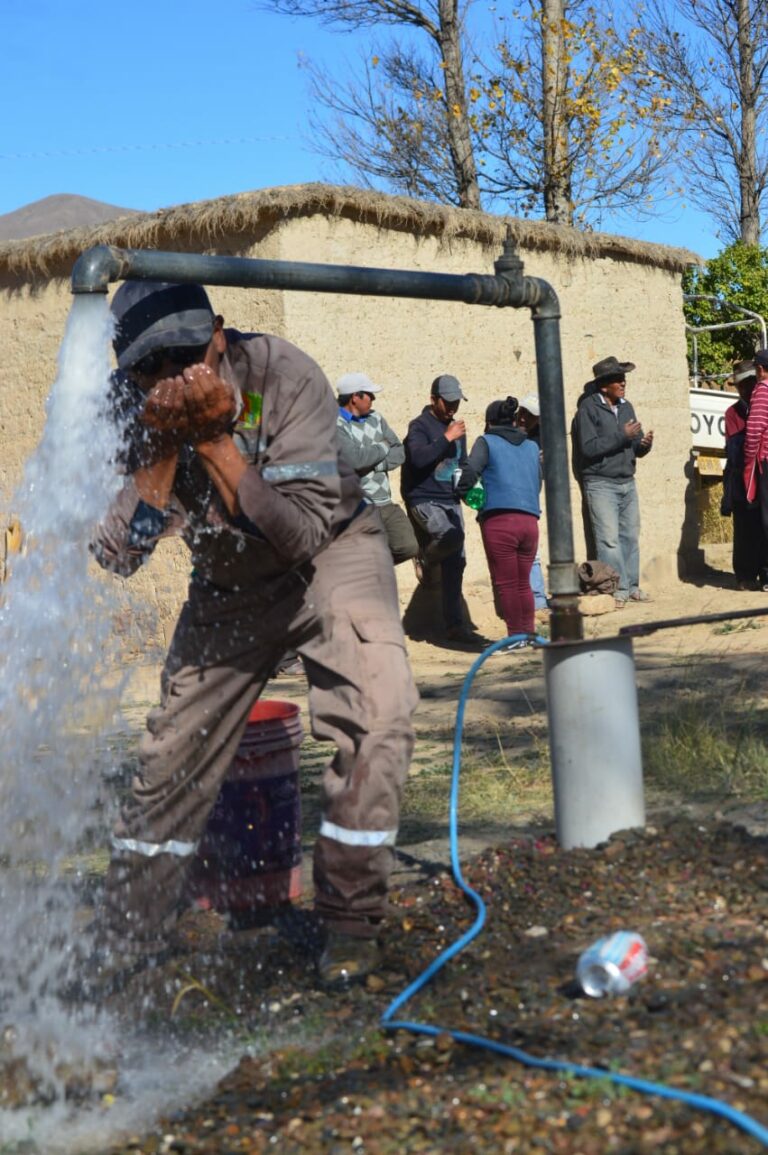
left=683, top=242, right=768, bottom=378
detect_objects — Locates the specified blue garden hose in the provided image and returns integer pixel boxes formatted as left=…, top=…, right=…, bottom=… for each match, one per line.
left=381, top=633, right=768, bottom=1148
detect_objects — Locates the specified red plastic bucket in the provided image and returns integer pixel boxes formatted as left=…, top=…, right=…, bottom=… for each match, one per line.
left=190, top=700, right=303, bottom=916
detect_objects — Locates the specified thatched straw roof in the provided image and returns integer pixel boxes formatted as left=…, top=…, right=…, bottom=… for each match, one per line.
left=0, top=183, right=701, bottom=284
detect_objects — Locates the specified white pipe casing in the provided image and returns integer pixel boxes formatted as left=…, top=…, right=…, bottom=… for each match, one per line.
left=543, top=636, right=645, bottom=849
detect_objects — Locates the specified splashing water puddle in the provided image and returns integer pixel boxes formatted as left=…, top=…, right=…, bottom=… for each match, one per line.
left=0, top=296, right=237, bottom=1152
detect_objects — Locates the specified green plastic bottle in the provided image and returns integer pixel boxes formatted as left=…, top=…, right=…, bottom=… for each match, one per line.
left=463, top=477, right=486, bottom=510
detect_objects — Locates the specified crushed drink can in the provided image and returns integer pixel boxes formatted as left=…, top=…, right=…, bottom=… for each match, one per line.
left=576, top=931, right=648, bottom=998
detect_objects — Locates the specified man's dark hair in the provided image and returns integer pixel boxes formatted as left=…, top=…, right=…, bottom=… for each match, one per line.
left=338, top=394, right=354, bottom=407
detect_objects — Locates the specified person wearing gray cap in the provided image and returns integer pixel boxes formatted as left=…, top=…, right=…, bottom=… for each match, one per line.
left=401, top=374, right=479, bottom=643
left=81, top=280, right=418, bottom=994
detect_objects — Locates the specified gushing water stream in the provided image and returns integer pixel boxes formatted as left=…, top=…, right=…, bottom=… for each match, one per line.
left=0, top=297, right=234, bottom=1152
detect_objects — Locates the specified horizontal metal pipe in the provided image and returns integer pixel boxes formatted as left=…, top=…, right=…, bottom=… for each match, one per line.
left=70, top=241, right=580, bottom=638
left=72, top=245, right=517, bottom=307
left=620, top=604, right=768, bottom=638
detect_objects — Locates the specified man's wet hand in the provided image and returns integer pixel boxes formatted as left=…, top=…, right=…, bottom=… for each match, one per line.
left=182, top=365, right=238, bottom=440
left=141, top=376, right=190, bottom=434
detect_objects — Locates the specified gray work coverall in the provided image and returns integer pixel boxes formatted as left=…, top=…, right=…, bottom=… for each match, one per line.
left=93, top=330, right=418, bottom=950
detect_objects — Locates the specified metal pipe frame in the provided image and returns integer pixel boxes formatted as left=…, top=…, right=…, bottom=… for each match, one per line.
left=71, top=239, right=582, bottom=640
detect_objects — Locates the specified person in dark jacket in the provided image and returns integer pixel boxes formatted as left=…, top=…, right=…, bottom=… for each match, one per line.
left=572, top=355, right=654, bottom=607
left=456, top=396, right=541, bottom=642
left=401, top=374, right=478, bottom=642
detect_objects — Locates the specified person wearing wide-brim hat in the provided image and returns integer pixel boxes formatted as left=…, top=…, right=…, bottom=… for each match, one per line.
left=572, top=354, right=654, bottom=608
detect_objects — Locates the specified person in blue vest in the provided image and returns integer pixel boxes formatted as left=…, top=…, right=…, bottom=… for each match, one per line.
left=456, top=396, right=541, bottom=644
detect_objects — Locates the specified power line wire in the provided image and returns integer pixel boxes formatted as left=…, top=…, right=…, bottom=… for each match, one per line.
left=0, top=135, right=295, bottom=162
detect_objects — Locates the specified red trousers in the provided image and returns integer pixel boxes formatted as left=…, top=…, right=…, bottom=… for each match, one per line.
left=480, top=511, right=539, bottom=636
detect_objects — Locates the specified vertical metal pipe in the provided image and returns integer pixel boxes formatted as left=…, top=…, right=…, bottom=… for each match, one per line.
left=533, top=302, right=582, bottom=642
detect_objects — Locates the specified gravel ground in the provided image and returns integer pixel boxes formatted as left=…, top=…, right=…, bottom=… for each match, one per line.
left=90, top=812, right=768, bottom=1155
left=7, top=575, right=768, bottom=1153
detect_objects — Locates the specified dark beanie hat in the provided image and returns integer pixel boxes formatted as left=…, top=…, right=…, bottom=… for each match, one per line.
left=485, top=396, right=518, bottom=425
left=111, top=280, right=215, bottom=370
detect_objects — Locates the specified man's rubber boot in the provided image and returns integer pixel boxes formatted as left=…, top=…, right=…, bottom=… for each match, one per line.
left=316, top=931, right=381, bottom=989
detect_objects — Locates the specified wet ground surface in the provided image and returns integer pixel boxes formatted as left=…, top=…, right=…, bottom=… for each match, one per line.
left=77, top=812, right=768, bottom=1155
left=7, top=574, right=768, bottom=1153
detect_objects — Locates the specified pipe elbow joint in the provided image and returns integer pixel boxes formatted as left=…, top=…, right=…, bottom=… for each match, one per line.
left=71, top=245, right=125, bottom=294
left=529, top=277, right=561, bottom=320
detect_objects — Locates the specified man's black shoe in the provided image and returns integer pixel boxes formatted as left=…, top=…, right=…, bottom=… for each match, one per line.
left=316, top=931, right=381, bottom=989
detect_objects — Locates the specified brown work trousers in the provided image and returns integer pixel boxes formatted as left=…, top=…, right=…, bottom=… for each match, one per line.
left=105, top=507, right=418, bottom=951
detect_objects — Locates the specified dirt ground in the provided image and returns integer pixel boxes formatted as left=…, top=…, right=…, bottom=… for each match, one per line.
left=78, top=558, right=768, bottom=1154
left=120, top=551, right=768, bottom=849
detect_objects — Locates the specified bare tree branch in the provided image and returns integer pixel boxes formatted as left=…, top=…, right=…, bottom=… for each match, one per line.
left=639, top=0, right=768, bottom=243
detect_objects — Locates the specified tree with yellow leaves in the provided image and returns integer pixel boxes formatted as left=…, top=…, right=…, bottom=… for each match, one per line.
left=474, top=0, right=673, bottom=224
left=259, top=0, right=674, bottom=225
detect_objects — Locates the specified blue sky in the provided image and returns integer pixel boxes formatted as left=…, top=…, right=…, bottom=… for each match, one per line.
left=1, top=0, right=721, bottom=258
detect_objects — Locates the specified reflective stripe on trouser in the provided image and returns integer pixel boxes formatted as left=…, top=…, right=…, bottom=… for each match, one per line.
left=105, top=506, right=417, bottom=948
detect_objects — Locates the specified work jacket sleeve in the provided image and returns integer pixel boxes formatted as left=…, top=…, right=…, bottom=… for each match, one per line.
left=91, top=477, right=185, bottom=576
left=235, top=346, right=343, bottom=564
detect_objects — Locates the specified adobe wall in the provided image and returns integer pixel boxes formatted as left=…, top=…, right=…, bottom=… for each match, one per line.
left=0, top=214, right=691, bottom=649
left=274, top=215, right=691, bottom=620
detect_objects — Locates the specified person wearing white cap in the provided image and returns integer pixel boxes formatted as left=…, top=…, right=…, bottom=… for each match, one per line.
left=335, top=373, right=418, bottom=565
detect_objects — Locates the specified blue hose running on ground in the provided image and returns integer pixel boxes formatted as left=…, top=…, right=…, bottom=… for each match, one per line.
left=381, top=633, right=768, bottom=1148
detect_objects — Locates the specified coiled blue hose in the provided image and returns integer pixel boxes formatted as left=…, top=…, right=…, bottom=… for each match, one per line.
left=381, top=633, right=768, bottom=1148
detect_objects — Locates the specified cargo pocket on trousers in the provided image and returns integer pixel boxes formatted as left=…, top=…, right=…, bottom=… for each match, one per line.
left=347, top=610, right=418, bottom=725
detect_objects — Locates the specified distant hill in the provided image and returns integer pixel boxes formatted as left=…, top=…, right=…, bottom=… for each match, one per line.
left=0, top=194, right=139, bottom=242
